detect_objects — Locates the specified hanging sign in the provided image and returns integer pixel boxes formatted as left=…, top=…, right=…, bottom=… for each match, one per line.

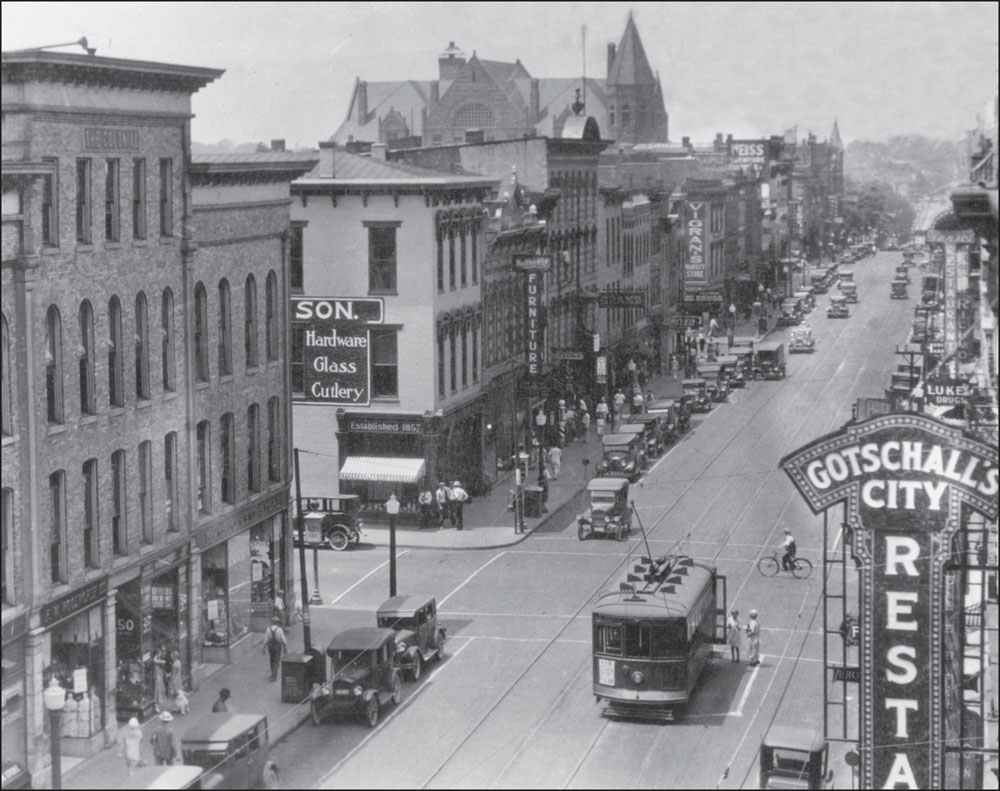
left=686, top=202, right=706, bottom=284
left=526, top=271, right=544, bottom=376
left=781, top=414, right=998, bottom=790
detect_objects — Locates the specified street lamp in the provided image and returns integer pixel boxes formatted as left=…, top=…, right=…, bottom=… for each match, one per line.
left=386, top=494, right=400, bottom=597
left=627, top=358, right=637, bottom=387
left=43, top=677, right=65, bottom=790
left=783, top=265, right=791, bottom=298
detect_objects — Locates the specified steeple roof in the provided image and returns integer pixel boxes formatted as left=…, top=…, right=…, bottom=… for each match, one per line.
left=608, top=12, right=656, bottom=86
left=830, top=119, right=843, bottom=149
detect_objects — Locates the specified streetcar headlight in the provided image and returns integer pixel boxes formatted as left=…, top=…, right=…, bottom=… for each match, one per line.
left=630, top=670, right=645, bottom=685
left=352, top=685, right=363, bottom=696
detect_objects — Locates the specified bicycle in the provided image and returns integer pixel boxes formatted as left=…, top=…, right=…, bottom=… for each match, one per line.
left=758, top=552, right=813, bottom=579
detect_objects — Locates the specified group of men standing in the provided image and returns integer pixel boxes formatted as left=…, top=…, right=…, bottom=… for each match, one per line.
left=418, top=480, right=470, bottom=530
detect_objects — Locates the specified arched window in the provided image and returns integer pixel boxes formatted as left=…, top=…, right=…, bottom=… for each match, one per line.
left=453, top=103, right=494, bottom=128
left=247, top=403, right=260, bottom=493
left=49, top=470, right=67, bottom=582
left=267, top=397, right=281, bottom=483
left=78, top=301, right=96, bottom=414
left=218, top=279, right=232, bottom=377
left=135, top=292, right=150, bottom=399
left=1, top=315, right=11, bottom=436
left=220, top=412, right=235, bottom=504
left=244, top=274, right=258, bottom=369
left=46, top=306, right=64, bottom=423
left=161, top=289, right=175, bottom=391
left=194, top=283, right=209, bottom=382
left=621, top=103, right=631, bottom=127
left=108, top=297, right=124, bottom=407
left=265, top=271, right=279, bottom=361
left=111, top=449, right=127, bottom=554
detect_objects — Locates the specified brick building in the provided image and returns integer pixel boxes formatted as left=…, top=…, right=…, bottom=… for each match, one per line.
left=1, top=48, right=313, bottom=785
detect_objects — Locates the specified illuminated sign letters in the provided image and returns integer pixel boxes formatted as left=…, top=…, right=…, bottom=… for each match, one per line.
left=781, top=414, right=998, bottom=790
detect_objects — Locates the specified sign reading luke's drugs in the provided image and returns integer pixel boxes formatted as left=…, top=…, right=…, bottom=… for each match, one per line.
left=781, top=414, right=998, bottom=790
left=292, top=297, right=384, bottom=405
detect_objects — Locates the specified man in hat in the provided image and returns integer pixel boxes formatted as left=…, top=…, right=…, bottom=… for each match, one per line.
left=150, top=711, right=180, bottom=766
left=273, top=588, right=286, bottom=626
left=263, top=616, right=288, bottom=682
left=212, top=687, right=231, bottom=713
left=745, top=609, right=761, bottom=666
left=448, top=480, right=470, bottom=530
left=726, top=609, right=742, bottom=663
left=780, top=529, right=797, bottom=571
left=435, top=481, right=451, bottom=529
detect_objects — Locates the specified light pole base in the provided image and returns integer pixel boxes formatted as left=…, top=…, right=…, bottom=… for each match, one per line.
left=309, top=589, right=323, bottom=605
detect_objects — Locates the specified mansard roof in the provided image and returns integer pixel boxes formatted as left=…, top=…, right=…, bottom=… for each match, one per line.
left=607, top=13, right=656, bottom=86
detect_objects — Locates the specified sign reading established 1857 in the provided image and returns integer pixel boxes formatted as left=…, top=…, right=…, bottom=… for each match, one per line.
left=781, top=414, right=998, bottom=790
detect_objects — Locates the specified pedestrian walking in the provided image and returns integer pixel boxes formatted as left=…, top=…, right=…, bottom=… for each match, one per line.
left=564, top=405, right=576, bottom=443
left=745, top=609, right=761, bottom=666
left=449, top=480, right=470, bottom=529
left=273, top=588, right=286, bottom=627
left=632, top=387, right=644, bottom=415
left=596, top=397, right=609, bottom=424
left=212, top=688, right=231, bottom=713
left=547, top=445, right=563, bottom=480
left=669, top=353, right=679, bottom=381
left=418, top=486, right=434, bottom=529
left=581, top=409, right=591, bottom=442
left=435, top=481, right=451, bottom=528
left=726, top=609, right=743, bottom=663
left=595, top=413, right=606, bottom=438
left=150, top=711, right=180, bottom=766
left=151, top=646, right=170, bottom=714
left=698, top=332, right=706, bottom=353
left=118, top=717, right=145, bottom=775
left=263, top=617, right=288, bottom=682
left=708, top=316, right=719, bottom=338
left=613, top=389, right=626, bottom=417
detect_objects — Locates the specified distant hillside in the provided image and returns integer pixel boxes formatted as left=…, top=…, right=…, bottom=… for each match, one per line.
left=845, top=135, right=967, bottom=197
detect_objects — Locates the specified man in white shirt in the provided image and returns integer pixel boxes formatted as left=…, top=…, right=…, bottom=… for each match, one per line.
left=449, top=480, right=470, bottom=530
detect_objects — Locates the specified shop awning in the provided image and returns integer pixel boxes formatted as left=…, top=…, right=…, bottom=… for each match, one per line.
left=339, top=456, right=426, bottom=484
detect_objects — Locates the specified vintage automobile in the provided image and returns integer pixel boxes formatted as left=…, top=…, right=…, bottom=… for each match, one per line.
left=894, top=265, right=911, bottom=284
left=754, top=342, right=787, bottom=380
left=311, top=628, right=403, bottom=728
left=376, top=595, right=447, bottom=681
left=577, top=477, right=633, bottom=541
left=716, top=354, right=746, bottom=389
left=697, top=363, right=729, bottom=402
left=758, top=726, right=831, bottom=789
left=789, top=326, right=816, bottom=353
left=827, top=295, right=850, bottom=319
left=622, top=413, right=667, bottom=458
left=890, top=279, right=909, bottom=299
left=809, top=273, right=829, bottom=294
left=181, top=713, right=279, bottom=789
left=839, top=282, right=858, bottom=304
left=296, top=494, right=364, bottom=551
left=793, top=289, right=815, bottom=312
left=613, top=423, right=652, bottom=470
left=728, top=348, right=755, bottom=386
left=595, top=433, right=645, bottom=483
left=836, top=270, right=855, bottom=289
left=116, top=765, right=204, bottom=790
left=681, top=378, right=713, bottom=413
left=777, top=298, right=803, bottom=327
left=647, top=398, right=686, bottom=440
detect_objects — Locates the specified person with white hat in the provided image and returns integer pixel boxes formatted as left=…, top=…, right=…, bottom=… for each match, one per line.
left=448, top=480, right=469, bottom=530
left=150, top=710, right=180, bottom=766
left=118, top=717, right=145, bottom=774
left=745, top=609, right=761, bottom=666
left=726, top=609, right=743, bottom=663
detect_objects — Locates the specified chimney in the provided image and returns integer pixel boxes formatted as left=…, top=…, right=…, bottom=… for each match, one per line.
left=270, top=139, right=285, bottom=152
left=318, top=141, right=336, bottom=178
left=530, top=79, right=540, bottom=124
left=682, top=136, right=690, bottom=149
left=371, top=143, right=387, bottom=161
left=430, top=81, right=439, bottom=103
left=357, top=80, right=369, bottom=122
left=438, top=41, right=466, bottom=82
left=607, top=43, right=616, bottom=77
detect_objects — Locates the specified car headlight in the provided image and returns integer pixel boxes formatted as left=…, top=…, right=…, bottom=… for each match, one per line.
left=353, top=685, right=363, bottom=696
left=396, top=641, right=407, bottom=653
left=630, top=670, right=645, bottom=685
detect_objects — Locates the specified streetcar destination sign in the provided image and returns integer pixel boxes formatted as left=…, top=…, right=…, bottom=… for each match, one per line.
left=780, top=414, right=998, bottom=790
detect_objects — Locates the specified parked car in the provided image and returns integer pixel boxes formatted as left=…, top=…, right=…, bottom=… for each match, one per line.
left=596, top=433, right=645, bottom=483
left=577, top=477, right=632, bottom=541
left=777, top=298, right=803, bottom=327
left=758, top=726, right=831, bottom=789
left=376, top=595, right=447, bottom=681
left=890, top=280, right=909, bottom=299
left=789, top=326, right=816, bottom=353
left=827, top=296, right=850, bottom=319
left=716, top=354, right=746, bottom=389
left=754, top=342, right=787, bottom=380
left=181, top=713, right=279, bottom=789
left=894, top=265, right=911, bottom=284
left=681, top=378, right=713, bottom=413
left=697, top=363, right=729, bottom=402
left=622, top=413, right=667, bottom=458
left=296, top=494, right=364, bottom=551
left=647, top=398, right=686, bottom=440
left=311, top=628, right=402, bottom=728
left=840, top=282, right=858, bottom=304
left=115, top=765, right=204, bottom=790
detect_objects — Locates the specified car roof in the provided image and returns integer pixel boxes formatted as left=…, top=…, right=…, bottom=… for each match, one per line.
left=682, top=378, right=706, bottom=385
left=615, top=423, right=645, bottom=434
left=715, top=355, right=739, bottom=364
left=648, top=398, right=676, bottom=410
left=762, top=725, right=826, bottom=754
left=181, top=713, right=268, bottom=743
left=116, top=765, right=204, bottom=789
left=602, top=433, right=638, bottom=446
left=624, top=414, right=660, bottom=424
left=326, top=627, right=397, bottom=651
left=756, top=341, right=784, bottom=351
left=377, top=595, right=436, bottom=616
left=587, top=477, right=629, bottom=492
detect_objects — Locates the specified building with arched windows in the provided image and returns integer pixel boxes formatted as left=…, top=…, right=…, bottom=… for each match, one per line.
left=1, top=47, right=314, bottom=786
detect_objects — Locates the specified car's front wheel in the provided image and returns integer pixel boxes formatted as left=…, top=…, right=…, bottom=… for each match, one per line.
left=577, top=522, right=590, bottom=541
left=391, top=674, right=402, bottom=706
left=364, top=696, right=380, bottom=728
left=409, top=653, right=422, bottom=682
left=327, top=530, right=349, bottom=551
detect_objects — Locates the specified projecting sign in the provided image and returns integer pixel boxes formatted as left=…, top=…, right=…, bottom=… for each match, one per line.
left=514, top=254, right=552, bottom=272
left=924, top=379, right=974, bottom=407
left=525, top=271, right=544, bottom=376
left=292, top=297, right=384, bottom=406
left=685, top=201, right=706, bottom=284
left=780, top=414, right=998, bottom=790
left=727, top=139, right=768, bottom=166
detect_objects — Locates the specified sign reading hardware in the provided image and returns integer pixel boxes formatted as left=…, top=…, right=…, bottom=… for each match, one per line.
left=780, top=414, right=998, bottom=790
left=597, top=290, right=645, bottom=308
left=292, top=297, right=384, bottom=405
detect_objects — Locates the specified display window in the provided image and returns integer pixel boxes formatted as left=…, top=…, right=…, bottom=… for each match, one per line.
left=43, top=608, right=104, bottom=739
left=250, top=519, right=276, bottom=621
left=2, top=637, right=28, bottom=788
left=201, top=536, right=250, bottom=648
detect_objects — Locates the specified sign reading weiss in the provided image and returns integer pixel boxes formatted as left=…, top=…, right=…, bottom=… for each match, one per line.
left=292, top=297, right=384, bottom=406
left=781, top=414, right=998, bottom=790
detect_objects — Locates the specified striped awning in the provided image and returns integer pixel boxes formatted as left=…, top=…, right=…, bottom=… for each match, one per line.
left=339, top=456, right=426, bottom=484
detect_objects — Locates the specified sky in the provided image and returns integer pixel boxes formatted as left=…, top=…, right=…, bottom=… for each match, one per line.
left=2, top=1, right=998, bottom=149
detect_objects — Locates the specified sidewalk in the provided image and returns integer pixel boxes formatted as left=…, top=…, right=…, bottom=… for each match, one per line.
left=63, top=310, right=780, bottom=788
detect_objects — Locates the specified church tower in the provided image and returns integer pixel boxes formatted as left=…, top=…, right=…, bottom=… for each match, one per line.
left=606, top=12, right=668, bottom=145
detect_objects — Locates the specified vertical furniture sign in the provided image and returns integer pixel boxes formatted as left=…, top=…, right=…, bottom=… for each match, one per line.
left=685, top=202, right=706, bottom=284
left=515, top=255, right=551, bottom=377
left=292, top=297, right=384, bottom=405
left=781, top=414, right=998, bottom=790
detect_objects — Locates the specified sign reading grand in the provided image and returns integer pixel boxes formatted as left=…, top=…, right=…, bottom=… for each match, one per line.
left=292, top=297, right=384, bottom=406
left=781, top=414, right=998, bottom=790
left=686, top=202, right=706, bottom=283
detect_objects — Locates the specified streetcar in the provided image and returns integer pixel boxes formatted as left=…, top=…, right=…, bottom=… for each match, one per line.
left=592, top=554, right=726, bottom=722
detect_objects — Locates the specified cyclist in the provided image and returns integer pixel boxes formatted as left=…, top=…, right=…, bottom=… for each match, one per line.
left=780, top=529, right=797, bottom=571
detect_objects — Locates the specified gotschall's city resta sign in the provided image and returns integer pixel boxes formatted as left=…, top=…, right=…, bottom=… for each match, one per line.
left=780, top=413, right=997, bottom=790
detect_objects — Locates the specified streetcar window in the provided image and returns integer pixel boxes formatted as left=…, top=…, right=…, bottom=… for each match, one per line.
left=595, top=623, right=623, bottom=655
left=653, top=622, right=687, bottom=657
left=624, top=624, right=652, bottom=658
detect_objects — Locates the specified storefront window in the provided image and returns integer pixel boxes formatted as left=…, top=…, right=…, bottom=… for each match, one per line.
left=250, top=520, right=275, bottom=622
left=43, top=608, right=104, bottom=739
left=1, top=636, right=28, bottom=786
left=201, top=537, right=251, bottom=649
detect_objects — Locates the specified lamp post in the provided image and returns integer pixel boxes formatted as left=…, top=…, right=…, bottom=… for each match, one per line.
left=627, top=358, right=637, bottom=387
left=43, top=677, right=65, bottom=790
left=386, top=494, right=400, bottom=597
left=783, top=265, right=791, bottom=298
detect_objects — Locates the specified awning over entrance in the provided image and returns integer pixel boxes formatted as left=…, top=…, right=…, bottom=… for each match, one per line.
left=339, top=456, right=426, bottom=484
